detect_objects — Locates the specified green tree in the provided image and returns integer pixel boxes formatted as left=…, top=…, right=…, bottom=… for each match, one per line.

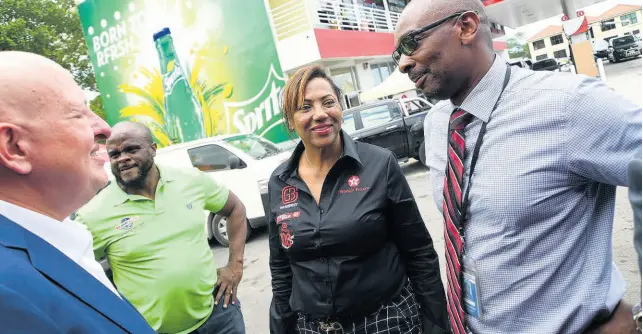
left=89, top=95, right=106, bottom=121
left=506, top=32, right=532, bottom=59
left=0, top=0, right=96, bottom=90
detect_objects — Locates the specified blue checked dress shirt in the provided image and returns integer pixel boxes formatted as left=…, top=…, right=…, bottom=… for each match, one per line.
left=424, top=55, right=642, bottom=333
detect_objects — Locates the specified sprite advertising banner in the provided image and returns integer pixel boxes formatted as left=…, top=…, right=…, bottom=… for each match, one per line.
left=77, top=0, right=288, bottom=147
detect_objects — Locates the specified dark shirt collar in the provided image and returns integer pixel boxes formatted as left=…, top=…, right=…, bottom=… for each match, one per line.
left=279, top=130, right=361, bottom=181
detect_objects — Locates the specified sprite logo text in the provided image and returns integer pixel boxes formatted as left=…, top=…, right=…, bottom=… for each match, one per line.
left=163, top=68, right=182, bottom=94
left=225, top=65, right=285, bottom=137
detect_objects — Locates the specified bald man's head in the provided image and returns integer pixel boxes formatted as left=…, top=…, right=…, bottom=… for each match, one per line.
left=393, top=0, right=496, bottom=102
left=396, top=0, right=490, bottom=40
left=0, top=51, right=112, bottom=221
left=106, top=121, right=157, bottom=189
left=109, top=121, right=155, bottom=145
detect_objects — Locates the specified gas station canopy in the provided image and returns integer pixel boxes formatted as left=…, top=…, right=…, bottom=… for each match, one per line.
left=484, top=0, right=606, bottom=28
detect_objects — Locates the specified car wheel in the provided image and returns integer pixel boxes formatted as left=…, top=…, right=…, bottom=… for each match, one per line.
left=211, top=215, right=252, bottom=247
left=419, top=140, right=428, bottom=167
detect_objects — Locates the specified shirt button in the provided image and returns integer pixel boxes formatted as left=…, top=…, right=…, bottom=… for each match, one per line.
left=320, top=258, right=325, bottom=263
left=320, top=209, right=324, bottom=214
left=313, top=228, right=317, bottom=233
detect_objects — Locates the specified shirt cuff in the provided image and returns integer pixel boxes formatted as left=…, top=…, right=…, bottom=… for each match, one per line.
left=605, top=261, right=627, bottom=313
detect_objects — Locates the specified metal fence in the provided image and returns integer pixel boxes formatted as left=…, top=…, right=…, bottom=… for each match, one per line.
left=313, top=0, right=401, bottom=32
left=269, top=0, right=403, bottom=40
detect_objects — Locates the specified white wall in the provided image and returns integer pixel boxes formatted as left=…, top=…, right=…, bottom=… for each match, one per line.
left=354, top=61, right=376, bottom=92
left=275, top=30, right=322, bottom=72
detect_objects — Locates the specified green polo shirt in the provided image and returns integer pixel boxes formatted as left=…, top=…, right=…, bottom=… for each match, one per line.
left=75, top=164, right=229, bottom=334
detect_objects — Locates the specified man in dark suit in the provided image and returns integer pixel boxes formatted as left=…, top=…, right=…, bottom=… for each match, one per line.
left=0, top=51, right=155, bottom=334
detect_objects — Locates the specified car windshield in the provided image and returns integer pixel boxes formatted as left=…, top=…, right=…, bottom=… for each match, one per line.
left=223, top=135, right=282, bottom=160
left=614, top=36, right=635, bottom=46
left=532, top=59, right=556, bottom=70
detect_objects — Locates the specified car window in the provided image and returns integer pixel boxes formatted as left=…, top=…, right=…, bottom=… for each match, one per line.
left=360, top=105, right=393, bottom=129
left=532, top=59, right=556, bottom=70
left=342, top=112, right=357, bottom=133
left=188, top=144, right=244, bottom=172
left=223, top=135, right=282, bottom=160
left=614, top=36, right=635, bottom=46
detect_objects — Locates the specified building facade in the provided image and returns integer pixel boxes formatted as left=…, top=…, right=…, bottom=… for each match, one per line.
left=528, top=4, right=641, bottom=62
left=528, top=25, right=570, bottom=61
left=265, top=0, right=506, bottom=107
left=588, top=4, right=642, bottom=42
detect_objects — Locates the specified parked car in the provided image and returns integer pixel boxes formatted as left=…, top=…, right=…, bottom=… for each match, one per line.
left=155, top=133, right=291, bottom=246
left=531, top=58, right=561, bottom=72
left=342, top=97, right=434, bottom=166
left=101, top=133, right=290, bottom=247
left=508, top=58, right=533, bottom=69
left=608, top=35, right=642, bottom=63
left=592, top=39, right=610, bottom=59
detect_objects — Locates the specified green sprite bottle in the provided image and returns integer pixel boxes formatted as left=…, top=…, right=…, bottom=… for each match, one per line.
left=153, top=27, right=205, bottom=143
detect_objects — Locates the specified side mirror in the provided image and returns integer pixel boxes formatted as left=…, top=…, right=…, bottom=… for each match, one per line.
left=228, top=156, right=241, bottom=170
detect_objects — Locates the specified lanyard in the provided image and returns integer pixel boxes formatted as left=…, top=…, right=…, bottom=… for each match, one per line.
left=457, top=64, right=511, bottom=237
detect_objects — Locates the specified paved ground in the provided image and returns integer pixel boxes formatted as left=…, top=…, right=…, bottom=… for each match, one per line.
left=602, top=56, right=642, bottom=106
left=212, top=60, right=642, bottom=332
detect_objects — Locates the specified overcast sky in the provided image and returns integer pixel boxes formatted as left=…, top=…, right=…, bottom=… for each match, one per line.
left=502, top=0, right=641, bottom=40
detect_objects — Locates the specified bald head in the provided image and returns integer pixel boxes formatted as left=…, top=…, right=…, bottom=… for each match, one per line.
left=395, top=0, right=492, bottom=48
left=109, top=121, right=155, bottom=145
left=0, top=51, right=112, bottom=221
left=392, top=0, right=497, bottom=103
left=0, top=51, right=82, bottom=124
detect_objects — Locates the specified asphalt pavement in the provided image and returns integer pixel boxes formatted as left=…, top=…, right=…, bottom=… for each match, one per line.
left=212, top=60, right=642, bottom=333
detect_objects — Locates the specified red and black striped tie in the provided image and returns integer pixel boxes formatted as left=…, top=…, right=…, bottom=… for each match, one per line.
left=442, top=108, right=473, bottom=334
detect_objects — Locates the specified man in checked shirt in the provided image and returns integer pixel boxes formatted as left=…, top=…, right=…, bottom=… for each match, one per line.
left=394, top=0, right=641, bottom=333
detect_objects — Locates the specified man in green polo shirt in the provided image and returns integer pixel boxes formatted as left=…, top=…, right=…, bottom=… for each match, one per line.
left=75, top=122, right=247, bottom=334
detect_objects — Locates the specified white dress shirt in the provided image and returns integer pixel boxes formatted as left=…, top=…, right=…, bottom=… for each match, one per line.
left=0, top=200, right=121, bottom=297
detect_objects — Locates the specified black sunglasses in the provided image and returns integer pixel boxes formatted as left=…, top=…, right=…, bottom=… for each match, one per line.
left=392, top=11, right=478, bottom=65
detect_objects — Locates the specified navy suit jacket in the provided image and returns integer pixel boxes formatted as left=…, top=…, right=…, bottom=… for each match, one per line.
left=0, top=214, right=155, bottom=334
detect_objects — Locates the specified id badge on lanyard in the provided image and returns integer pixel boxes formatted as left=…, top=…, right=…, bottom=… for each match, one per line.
left=459, top=63, right=511, bottom=320
left=462, top=255, right=482, bottom=318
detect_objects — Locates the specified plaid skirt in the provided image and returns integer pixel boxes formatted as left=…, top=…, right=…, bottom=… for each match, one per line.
left=296, top=282, right=421, bottom=334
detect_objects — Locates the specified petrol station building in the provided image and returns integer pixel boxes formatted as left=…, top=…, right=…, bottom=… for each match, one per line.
left=483, top=0, right=626, bottom=77
left=264, top=0, right=508, bottom=107
left=263, top=0, right=616, bottom=108
left=527, top=4, right=641, bottom=62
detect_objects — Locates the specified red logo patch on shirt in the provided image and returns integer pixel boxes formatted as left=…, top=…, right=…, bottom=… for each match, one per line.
left=276, top=211, right=301, bottom=223
left=339, top=175, right=369, bottom=194
left=281, top=186, right=298, bottom=205
left=280, top=223, right=294, bottom=249
left=348, top=175, right=360, bottom=188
